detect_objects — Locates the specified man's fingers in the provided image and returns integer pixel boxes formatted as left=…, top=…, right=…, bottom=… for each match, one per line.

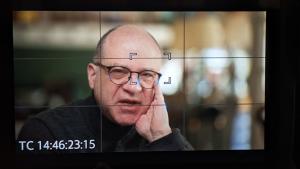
left=154, top=85, right=165, bottom=105
left=144, top=100, right=155, bottom=118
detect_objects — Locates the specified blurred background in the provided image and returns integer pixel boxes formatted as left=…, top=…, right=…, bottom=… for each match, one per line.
left=14, top=11, right=265, bottom=150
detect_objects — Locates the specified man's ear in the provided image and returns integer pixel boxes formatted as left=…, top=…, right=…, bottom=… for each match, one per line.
left=87, top=63, right=98, bottom=89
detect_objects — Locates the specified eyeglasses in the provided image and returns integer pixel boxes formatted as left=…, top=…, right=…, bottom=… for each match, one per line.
left=94, top=63, right=162, bottom=89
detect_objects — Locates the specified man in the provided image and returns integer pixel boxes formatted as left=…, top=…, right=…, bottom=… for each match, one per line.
left=17, top=25, right=193, bottom=152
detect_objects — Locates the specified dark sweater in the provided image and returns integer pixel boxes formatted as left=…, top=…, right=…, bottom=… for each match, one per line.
left=17, top=95, right=193, bottom=153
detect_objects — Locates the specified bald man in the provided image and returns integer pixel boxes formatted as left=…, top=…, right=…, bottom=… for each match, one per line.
left=17, top=25, right=193, bottom=152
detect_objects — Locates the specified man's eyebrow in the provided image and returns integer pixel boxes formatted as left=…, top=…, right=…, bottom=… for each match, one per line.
left=142, top=68, right=155, bottom=72
left=110, top=63, right=128, bottom=67
left=110, top=63, right=156, bottom=72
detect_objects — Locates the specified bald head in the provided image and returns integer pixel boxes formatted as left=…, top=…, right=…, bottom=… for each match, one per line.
left=88, top=25, right=164, bottom=126
left=93, top=25, right=162, bottom=63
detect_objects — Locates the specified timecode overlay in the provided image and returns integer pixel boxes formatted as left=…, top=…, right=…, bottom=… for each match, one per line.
left=18, top=140, right=96, bottom=151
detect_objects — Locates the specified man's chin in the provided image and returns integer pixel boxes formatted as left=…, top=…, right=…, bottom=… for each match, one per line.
left=113, top=114, right=139, bottom=126
left=111, top=108, right=145, bottom=126
left=115, top=119, right=136, bottom=126
left=118, top=121, right=135, bottom=126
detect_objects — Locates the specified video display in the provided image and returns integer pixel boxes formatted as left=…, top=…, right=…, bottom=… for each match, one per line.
left=14, top=11, right=266, bottom=153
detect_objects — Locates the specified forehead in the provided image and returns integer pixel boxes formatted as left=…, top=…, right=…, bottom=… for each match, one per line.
left=106, top=59, right=163, bottom=72
left=101, top=26, right=163, bottom=71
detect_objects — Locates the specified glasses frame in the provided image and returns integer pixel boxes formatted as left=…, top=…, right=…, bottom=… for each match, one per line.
left=94, top=62, right=162, bottom=89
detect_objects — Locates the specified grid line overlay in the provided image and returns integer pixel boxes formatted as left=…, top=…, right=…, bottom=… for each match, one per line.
left=14, top=103, right=265, bottom=109
left=14, top=56, right=266, bottom=60
left=99, top=11, right=103, bottom=153
left=182, top=12, right=186, bottom=137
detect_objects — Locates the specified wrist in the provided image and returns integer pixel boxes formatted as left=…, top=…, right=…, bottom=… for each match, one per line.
left=149, top=127, right=172, bottom=142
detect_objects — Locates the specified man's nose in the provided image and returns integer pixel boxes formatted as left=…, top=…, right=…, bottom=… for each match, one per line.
left=123, top=73, right=142, bottom=93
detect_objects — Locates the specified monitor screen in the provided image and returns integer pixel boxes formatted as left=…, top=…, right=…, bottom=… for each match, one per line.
left=14, top=11, right=265, bottom=152
left=12, top=10, right=270, bottom=168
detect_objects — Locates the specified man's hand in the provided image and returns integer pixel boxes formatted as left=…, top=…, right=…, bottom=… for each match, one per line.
left=135, top=85, right=172, bottom=143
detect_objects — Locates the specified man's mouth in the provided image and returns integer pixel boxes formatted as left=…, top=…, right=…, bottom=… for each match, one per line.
left=118, top=99, right=142, bottom=106
left=117, top=99, right=142, bottom=113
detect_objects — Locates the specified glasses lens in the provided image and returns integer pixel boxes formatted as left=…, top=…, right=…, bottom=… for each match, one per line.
left=139, top=71, right=159, bottom=89
left=109, top=67, right=130, bottom=85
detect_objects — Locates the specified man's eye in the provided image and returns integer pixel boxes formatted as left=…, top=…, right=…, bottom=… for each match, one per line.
left=110, top=68, right=129, bottom=78
left=141, top=72, right=155, bottom=78
left=112, top=69, right=127, bottom=74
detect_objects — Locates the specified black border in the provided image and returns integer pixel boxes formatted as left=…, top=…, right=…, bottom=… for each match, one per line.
left=12, top=0, right=279, bottom=11
left=2, top=0, right=291, bottom=169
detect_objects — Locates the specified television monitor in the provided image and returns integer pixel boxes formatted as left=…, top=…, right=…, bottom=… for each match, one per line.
left=4, top=1, right=289, bottom=169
